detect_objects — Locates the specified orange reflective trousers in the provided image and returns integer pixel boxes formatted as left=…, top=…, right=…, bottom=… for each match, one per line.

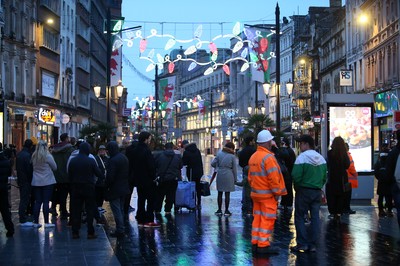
left=251, top=197, right=277, bottom=248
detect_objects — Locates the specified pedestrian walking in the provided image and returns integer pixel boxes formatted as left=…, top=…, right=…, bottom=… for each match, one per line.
left=68, top=142, right=104, bottom=239
left=16, top=139, right=34, bottom=226
left=343, top=143, right=358, bottom=214
left=0, top=143, right=14, bottom=237
left=51, top=133, right=75, bottom=219
left=105, top=141, right=131, bottom=236
left=374, top=150, right=393, bottom=217
left=325, top=136, right=350, bottom=222
left=182, top=140, right=204, bottom=209
left=290, top=134, right=327, bottom=253
left=211, top=142, right=237, bottom=216
left=130, top=132, right=160, bottom=227
left=238, top=135, right=256, bottom=216
left=154, top=142, right=183, bottom=214
left=31, top=140, right=57, bottom=228
left=248, top=130, right=287, bottom=255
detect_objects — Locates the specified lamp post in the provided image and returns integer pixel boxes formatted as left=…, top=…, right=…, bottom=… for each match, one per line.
left=99, top=8, right=141, bottom=124
left=275, top=3, right=281, bottom=132
left=93, top=80, right=124, bottom=123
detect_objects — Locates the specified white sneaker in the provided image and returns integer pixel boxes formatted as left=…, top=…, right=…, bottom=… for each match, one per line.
left=44, top=223, right=55, bottom=228
left=33, top=223, right=42, bottom=228
left=20, top=222, right=34, bottom=227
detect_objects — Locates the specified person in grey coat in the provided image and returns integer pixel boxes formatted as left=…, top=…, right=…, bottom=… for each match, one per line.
left=211, top=142, right=237, bottom=216
left=154, top=142, right=183, bottom=214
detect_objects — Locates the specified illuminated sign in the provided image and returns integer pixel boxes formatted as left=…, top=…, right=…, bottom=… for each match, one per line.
left=38, top=108, right=55, bottom=124
left=328, top=105, right=372, bottom=172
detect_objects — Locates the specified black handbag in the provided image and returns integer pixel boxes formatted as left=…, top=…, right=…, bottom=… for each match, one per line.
left=200, top=180, right=211, bottom=196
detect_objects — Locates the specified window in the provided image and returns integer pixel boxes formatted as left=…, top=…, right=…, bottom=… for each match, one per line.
left=42, top=28, right=59, bottom=52
left=78, top=88, right=89, bottom=107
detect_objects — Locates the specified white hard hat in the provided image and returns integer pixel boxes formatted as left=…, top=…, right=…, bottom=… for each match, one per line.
left=257, top=130, right=274, bottom=143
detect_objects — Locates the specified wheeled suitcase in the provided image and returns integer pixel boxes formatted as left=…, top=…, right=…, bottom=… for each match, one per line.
left=175, top=180, right=196, bottom=210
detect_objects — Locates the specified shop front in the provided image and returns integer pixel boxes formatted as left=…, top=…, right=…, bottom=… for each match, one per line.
left=374, top=90, right=399, bottom=151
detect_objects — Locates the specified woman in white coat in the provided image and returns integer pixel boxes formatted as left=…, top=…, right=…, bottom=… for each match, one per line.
left=31, top=140, right=57, bottom=228
left=211, top=142, right=237, bottom=216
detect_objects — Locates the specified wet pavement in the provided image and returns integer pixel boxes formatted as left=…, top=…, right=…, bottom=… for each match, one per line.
left=1, top=154, right=400, bottom=265
left=105, top=188, right=400, bottom=266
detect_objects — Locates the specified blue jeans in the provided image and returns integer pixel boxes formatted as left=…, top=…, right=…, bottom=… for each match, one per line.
left=109, top=196, right=125, bottom=233
left=294, top=187, right=321, bottom=248
left=33, top=184, right=54, bottom=224
left=391, top=185, right=400, bottom=228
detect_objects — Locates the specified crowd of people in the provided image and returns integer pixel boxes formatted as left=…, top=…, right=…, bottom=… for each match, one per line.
left=1, top=129, right=400, bottom=258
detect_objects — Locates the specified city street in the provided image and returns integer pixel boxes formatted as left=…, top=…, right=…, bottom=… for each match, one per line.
left=1, top=155, right=400, bottom=265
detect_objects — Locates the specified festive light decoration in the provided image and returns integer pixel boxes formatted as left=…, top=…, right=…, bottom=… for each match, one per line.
left=120, top=22, right=276, bottom=76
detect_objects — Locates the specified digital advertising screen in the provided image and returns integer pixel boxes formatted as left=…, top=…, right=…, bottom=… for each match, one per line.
left=328, top=104, right=373, bottom=172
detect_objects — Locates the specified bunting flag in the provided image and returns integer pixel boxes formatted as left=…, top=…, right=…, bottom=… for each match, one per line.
left=198, top=100, right=205, bottom=120
left=246, top=28, right=271, bottom=83
left=110, top=47, right=122, bottom=86
left=158, top=76, right=176, bottom=110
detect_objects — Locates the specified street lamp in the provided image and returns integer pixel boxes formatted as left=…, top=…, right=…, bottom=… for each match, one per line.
left=93, top=80, right=124, bottom=123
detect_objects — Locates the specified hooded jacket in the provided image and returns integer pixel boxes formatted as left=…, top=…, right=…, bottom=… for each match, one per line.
left=16, top=146, right=33, bottom=186
left=68, top=142, right=103, bottom=185
left=155, top=149, right=182, bottom=182
left=292, top=149, right=327, bottom=189
left=182, top=143, right=204, bottom=180
left=52, top=141, right=75, bottom=183
left=105, top=141, right=130, bottom=200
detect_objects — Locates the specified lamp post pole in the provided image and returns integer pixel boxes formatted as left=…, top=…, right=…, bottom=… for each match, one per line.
left=255, top=82, right=258, bottom=114
left=210, top=88, right=213, bottom=155
left=106, top=8, right=112, bottom=123
left=275, top=3, right=281, bottom=131
left=155, top=65, right=159, bottom=136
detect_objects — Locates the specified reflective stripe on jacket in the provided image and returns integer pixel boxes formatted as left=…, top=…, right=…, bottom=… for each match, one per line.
left=248, top=146, right=287, bottom=200
left=347, top=152, right=358, bottom=188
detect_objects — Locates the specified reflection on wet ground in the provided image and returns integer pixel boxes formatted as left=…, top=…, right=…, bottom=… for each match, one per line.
left=105, top=188, right=400, bottom=266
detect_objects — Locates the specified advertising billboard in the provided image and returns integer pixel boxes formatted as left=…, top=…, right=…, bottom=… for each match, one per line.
left=327, top=103, right=374, bottom=172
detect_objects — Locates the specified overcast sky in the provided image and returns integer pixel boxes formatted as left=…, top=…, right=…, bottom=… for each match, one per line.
left=121, top=0, right=346, bottom=107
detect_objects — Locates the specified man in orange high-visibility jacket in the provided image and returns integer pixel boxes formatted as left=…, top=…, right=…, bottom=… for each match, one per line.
left=248, top=130, right=287, bottom=255
left=343, top=143, right=358, bottom=214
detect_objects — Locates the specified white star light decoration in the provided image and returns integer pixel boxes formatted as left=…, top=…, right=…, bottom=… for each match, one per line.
left=119, top=22, right=276, bottom=76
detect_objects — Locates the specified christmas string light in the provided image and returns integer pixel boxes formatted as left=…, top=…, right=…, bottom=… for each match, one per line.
left=120, top=22, right=276, bottom=76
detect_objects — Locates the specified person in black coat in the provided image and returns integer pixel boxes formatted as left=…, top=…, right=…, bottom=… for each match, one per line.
left=16, top=139, right=34, bottom=226
left=0, top=144, right=15, bottom=237
left=238, top=135, right=256, bottom=215
left=105, top=141, right=131, bottom=235
left=326, top=137, right=351, bottom=222
left=124, top=134, right=139, bottom=217
left=279, top=138, right=296, bottom=210
left=385, top=130, right=400, bottom=229
left=130, top=132, right=159, bottom=227
left=154, top=142, right=183, bottom=214
left=182, top=141, right=204, bottom=209
left=374, top=151, right=393, bottom=217
left=68, top=142, right=104, bottom=239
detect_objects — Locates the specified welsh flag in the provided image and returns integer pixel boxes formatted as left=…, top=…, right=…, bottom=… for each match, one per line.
left=244, top=27, right=271, bottom=83
left=158, top=76, right=176, bottom=111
